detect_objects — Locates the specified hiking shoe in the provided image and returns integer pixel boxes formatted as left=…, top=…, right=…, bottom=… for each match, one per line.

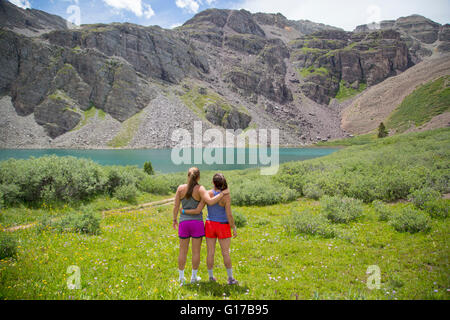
left=179, top=278, right=185, bottom=286
left=227, top=277, right=239, bottom=285
left=209, top=276, right=217, bottom=282
left=191, top=276, right=201, bottom=284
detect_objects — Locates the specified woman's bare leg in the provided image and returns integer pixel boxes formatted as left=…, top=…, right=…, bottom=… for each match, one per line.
left=191, top=237, right=203, bottom=270
left=206, top=237, right=217, bottom=270
left=178, top=238, right=190, bottom=271
left=219, top=238, right=237, bottom=283
left=218, top=238, right=232, bottom=269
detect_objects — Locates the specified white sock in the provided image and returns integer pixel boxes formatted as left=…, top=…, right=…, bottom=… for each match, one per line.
left=226, top=268, right=233, bottom=279
left=191, top=269, right=198, bottom=280
left=208, top=269, right=214, bottom=278
left=178, top=269, right=185, bottom=281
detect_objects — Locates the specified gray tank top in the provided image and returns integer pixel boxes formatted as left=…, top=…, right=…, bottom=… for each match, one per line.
left=179, top=196, right=203, bottom=222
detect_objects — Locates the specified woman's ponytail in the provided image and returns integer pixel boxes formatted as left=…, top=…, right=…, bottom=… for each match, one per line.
left=186, top=167, right=200, bottom=199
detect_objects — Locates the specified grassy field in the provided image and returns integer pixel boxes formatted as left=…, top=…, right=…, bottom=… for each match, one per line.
left=1, top=199, right=448, bottom=300
left=0, top=128, right=449, bottom=300
left=0, top=193, right=170, bottom=229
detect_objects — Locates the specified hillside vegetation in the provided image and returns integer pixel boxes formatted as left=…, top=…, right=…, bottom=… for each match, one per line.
left=386, top=76, right=450, bottom=133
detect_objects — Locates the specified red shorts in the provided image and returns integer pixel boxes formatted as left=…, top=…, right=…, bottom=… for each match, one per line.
left=205, top=220, right=231, bottom=239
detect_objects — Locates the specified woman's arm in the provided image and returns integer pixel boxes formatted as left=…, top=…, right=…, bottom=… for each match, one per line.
left=224, top=196, right=237, bottom=238
left=182, top=199, right=206, bottom=215
left=172, top=186, right=182, bottom=230
left=199, top=186, right=229, bottom=206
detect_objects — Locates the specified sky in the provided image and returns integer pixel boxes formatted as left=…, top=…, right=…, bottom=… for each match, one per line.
left=8, top=0, right=450, bottom=31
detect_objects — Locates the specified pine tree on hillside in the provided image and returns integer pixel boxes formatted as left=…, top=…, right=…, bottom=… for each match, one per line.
left=378, top=122, right=389, bottom=138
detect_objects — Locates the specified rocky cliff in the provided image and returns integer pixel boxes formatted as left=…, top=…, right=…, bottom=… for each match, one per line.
left=0, top=0, right=448, bottom=148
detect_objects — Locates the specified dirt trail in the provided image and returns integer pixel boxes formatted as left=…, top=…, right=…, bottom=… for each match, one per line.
left=2, top=197, right=175, bottom=233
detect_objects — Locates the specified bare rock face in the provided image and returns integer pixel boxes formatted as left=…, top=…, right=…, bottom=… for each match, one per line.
left=353, top=15, right=444, bottom=62
left=34, top=94, right=82, bottom=138
left=205, top=104, right=251, bottom=130
left=0, top=29, right=20, bottom=95
left=8, top=33, right=59, bottom=116
left=439, top=24, right=450, bottom=42
left=394, top=15, right=440, bottom=44
left=44, top=24, right=210, bottom=84
left=227, top=9, right=266, bottom=37
left=183, top=8, right=229, bottom=29
left=52, top=63, right=91, bottom=109
left=253, top=12, right=342, bottom=35
left=0, top=0, right=70, bottom=36
left=438, top=24, right=450, bottom=52
left=1, top=28, right=159, bottom=133
left=224, top=34, right=266, bottom=54
left=292, top=29, right=410, bottom=104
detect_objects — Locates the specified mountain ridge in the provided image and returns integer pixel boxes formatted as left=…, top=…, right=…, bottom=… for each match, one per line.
left=0, top=0, right=449, bottom=148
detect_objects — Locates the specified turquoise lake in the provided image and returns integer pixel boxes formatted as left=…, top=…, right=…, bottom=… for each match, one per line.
left=0, top=148, right=339, bottom=173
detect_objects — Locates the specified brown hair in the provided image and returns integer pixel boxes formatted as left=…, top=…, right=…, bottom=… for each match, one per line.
left=186, top=167, right=200, bottom=199
left=213, top=173, right=228, bottom=191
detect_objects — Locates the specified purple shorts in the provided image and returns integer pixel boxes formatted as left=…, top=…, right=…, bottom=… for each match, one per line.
left=178, top=220, right=205, bottom=239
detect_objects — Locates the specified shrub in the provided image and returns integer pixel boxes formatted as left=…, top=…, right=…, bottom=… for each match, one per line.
left=303, top=183, right=324, bottom=200
left=231, top=178, right=298, bottom=206
left=138, top=176, right=172, bottom=195
left=321, top=195, right=364, bottom=224
left=143, top=161, right=155, bottom=175
left=0, top=184, right=21, bottom=206
left=37, top=209, right=101, bottom=235
left=105, top=166, right=146, bottom=195
left=0, top=232, right=17, bottom=260
left=63, top=210, right=101, bottom=235
left=372, top=200, right=392, bottom=221
left=0, top=233, right=17, bottom=259
left=283, top=209, right=338, bottom=238
left=233, top=211, right=247, bottom=228
left=422, top=199, right=449, bottom=219
left=0, top=156, right=107, bottom=205
left=408, top=188, right=441, bottom=209
left=390, top=207, right=431, bottom=233
left=114, top=184, right=138, bottom=203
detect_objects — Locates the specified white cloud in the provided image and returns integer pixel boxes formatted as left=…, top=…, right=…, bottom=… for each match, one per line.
left=235, top=0, right=450, bottom=31
left=143, top=3, right=155, bottom=19
left=170, top=22, right=183, bottom=29
left=175, top=0, right=200, bottom=14
left=102, top=0, right=155, bottom=19
left=9, top=0, right=31, bottom=9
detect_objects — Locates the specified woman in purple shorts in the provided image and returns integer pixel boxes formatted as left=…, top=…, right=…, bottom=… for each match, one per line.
left=172, top=167, right=228, bottom=285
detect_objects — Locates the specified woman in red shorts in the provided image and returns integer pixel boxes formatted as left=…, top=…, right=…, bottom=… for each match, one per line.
left=172, top=168, right=228, bottom=285
left=183, top=173, right=238, bottom=285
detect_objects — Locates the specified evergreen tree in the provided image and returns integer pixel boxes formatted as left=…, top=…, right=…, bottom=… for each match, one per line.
left=378, top=122, right=388, bottom=138
left=143, top=161, right=154, bottom=175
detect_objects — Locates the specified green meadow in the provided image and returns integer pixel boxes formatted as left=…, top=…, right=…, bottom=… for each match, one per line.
left=0, top=128, right=449, bottom=300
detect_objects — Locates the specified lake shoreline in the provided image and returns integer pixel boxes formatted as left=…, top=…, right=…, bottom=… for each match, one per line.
left=0, top=147, right=340, bottom=174
left=0, top=144, right=346, bottom=151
